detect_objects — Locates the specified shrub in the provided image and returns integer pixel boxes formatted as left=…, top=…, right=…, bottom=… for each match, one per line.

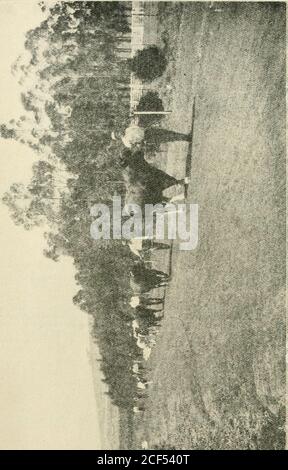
left=130, top=46, right=167, bottom=82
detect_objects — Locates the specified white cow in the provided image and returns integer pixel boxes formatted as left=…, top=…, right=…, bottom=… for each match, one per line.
left=132, top=363, right=139, bottom=374
left=137, top=381, right=146, bottom=390
left=133, top=406, right=142, bottom=414
left=143, top=345, right=151, bottom=361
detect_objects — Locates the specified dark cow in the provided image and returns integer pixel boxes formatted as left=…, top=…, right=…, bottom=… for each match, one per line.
left=131, top=262, right=169, bottom=292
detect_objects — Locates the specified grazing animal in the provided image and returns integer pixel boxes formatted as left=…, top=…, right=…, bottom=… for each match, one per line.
left=130, top=295, right=140, bottom=308
left=133, top=328, right=152, bottom=361
left=130, top=294, right=163, bottom=310
left=132, top=263, right=169, bottom=291
left=137, top=381, right=146, bottom=390
left=121, top=148, right=184, bottom=207
left=143, top=346, right=151, bottom=361
left=128, top=238, right=143, bottom=258
left=132, top=363, right=139, bottom=374
left=133, top=406, right=145, bottom=414
left=132, top=319, right=140, bottom=339
left=149, top=240, right=170, bottom=251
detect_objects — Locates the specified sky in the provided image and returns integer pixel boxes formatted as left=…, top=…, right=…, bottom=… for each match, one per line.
left=0, top=0, right=103, bottom=449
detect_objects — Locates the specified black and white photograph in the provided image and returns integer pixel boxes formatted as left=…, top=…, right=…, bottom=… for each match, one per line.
left=0, top=0, right=286, bottom=451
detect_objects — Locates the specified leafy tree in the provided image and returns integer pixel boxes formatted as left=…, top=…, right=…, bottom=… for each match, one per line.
left=2, top=167, right=58, bottom=230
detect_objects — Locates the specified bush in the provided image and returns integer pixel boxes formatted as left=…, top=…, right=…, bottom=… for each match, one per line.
left=130, top=46, right=167, bottom=82
left=136, top=91, right=164, bottom=127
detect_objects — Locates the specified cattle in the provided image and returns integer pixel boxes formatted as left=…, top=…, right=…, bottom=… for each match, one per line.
left=128, top=238, right=143, bottom=258
left=130, top=294, right=163, bottom=309
left=132, top=262, right=169, bottom=291
left=141, top=440, right=149, bottom=450
left=132, top=319, right=153, bottom=361
left=133, top=406, right=144, bottom=414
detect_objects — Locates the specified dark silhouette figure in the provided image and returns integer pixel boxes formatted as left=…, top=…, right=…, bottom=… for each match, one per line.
left=121, top=148, right=183, bottom=205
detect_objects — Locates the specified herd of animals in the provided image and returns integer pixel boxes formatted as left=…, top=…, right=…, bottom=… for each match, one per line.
left=120, top=145, right=186, bottom=413
left=127, top=238, right=170, bottom=414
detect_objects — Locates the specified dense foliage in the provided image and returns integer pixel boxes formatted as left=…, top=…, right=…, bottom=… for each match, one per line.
left=130, top=46, right=167, bottom=82
left=1, top=1, right=140, bottom=409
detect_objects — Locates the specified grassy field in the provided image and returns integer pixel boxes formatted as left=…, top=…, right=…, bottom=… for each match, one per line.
left=134, top=2, right=286, bottom=450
